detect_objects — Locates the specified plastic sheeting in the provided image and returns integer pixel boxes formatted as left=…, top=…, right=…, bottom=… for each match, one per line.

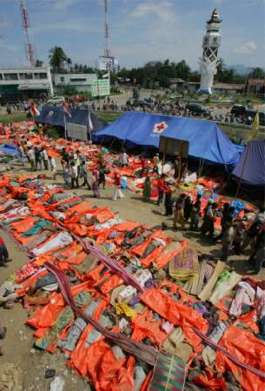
left=232, top=140, right=265, bottom=186
left=0, top=144, right=19, bottom=156
left=36, top=104, right=106, bottom=133
left=95, top=112, right=243, bottom=165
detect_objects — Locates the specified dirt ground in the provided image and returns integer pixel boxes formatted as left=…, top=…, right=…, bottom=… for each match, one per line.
left=0, top=162, right=264, bottom=391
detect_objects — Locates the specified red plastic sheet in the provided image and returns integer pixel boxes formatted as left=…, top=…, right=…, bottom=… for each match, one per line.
left=216, top=326, right=265, bottom=391
left=140, top=288, right=208, bottom=351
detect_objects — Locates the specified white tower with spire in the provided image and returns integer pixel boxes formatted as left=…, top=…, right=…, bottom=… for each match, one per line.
left=199, top=9, right=222, bottom=94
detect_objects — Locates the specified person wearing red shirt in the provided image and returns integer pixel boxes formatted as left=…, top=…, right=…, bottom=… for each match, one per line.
left=157, top=174, right=166, bottom=206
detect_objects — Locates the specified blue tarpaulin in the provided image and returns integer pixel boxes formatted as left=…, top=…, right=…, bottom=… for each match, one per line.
left=0, top=144, right=19, bottom=156
left=36, top=104, right=105, bottom=133
left=95, top=112, right=243, bottom=165
left=232, top=140, right=265, bottom=186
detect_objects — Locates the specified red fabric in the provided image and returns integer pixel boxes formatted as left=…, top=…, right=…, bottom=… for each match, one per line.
left=140, top=288, right=208, bottom=351
left=216, top=326, right=265, bottom=391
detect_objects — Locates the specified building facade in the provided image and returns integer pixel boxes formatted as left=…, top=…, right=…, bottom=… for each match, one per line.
left=199, top=9, right=222, bottom=94
left=0, top=66, right=53, bottom=103
left=53, top=73, right=97, bottom=94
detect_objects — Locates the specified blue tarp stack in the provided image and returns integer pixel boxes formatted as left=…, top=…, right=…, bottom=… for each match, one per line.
left=0, top=144, right=19, bottom=156
left=233, top=140, right=265, bottom=186
left=95, top=112, right=243, bottom=165
left=36, top=105, right=105, bottom=133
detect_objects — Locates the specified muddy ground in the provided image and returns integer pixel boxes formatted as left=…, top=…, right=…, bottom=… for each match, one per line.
left=0, top=162, right=263, bottom=391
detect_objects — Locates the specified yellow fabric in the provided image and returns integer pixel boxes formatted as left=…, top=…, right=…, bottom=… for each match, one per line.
left=114, top=302, right=137, bottom=319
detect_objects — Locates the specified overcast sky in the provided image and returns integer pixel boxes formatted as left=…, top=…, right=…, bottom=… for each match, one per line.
left=0, top=0, right=264, bottom=69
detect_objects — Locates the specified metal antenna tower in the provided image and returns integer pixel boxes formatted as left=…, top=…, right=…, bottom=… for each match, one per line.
left=20, top=0, right=35, bottom=66
left=104, top=0, right=111, bottom=58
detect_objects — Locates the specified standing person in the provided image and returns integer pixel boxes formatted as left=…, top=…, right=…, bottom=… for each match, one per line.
left=0, top=322, right=6, bottom=356
left=120, top=150, right=129, bottom=167
left=184, top=195, right=193, bottom=223
left=201, top=202, right=218, bottom=239
left=27, top=146, right=35, bottom=170
left=153, top=153, right=160, bottom=174
left=140, top=155, right=146, bottom=176
left=173, top=193, right=186, bottom=230
left=34, top=146, right=41, bottom=170
left=70, top=161, right=79, bottom=189
left=221, top=220, right=236, bottom=262
left=63, top=163, right=71, bottom=187
left=0, top=236, right=11, bottom=267
left=79, top=161, right=90, bottom=188
left=157, top=174, right=166, bottom=206
left=248, top=225, right=265, bottom=274
left=113, top=171, right=124, bottom=201
left=75, top=151, right=81, bottom=176
left=143, top=175, right=151, bottom=202
left=41, top=147, right=49, bottom=170
left=98, top=163, right=106, bottom=189
left=190, top=194, right=202, bottom=231
left=61, top=148, right=69, bottom=165
left=92, top=168, right=100, bottom=198
left=216, top=202, right=230, bottom=240
left=49, top=155, right=57, bottom=180
left=164, top=182, right=173, bottom=216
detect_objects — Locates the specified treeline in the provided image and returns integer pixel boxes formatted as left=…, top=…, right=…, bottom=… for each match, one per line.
left=117, top=59, right=265, bottom=87
left=47, top=46, right=265, bottom=87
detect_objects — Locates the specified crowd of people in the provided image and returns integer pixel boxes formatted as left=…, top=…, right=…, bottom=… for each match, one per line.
left=142, top=162, right=265, bottom=274
left=14, top=140, right=265, bottom=276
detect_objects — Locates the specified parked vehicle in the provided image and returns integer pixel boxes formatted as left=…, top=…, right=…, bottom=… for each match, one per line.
left=47, top=96, right=65, bottom=105
left=230, top=104, right=246, bottom=117
left=186, top=103, right=209, bottom=116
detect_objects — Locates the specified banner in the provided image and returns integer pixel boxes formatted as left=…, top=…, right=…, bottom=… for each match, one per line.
left=66, top=122, right=88, bottom=141
left=91, top=79, right=110, bottom=97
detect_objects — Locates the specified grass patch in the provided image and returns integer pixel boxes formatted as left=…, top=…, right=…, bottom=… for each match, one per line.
left=0, top=112, right=27, bottom=124
left=97, top=111, right=121, bottom=123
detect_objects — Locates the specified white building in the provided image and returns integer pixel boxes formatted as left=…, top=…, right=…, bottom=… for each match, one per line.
left=0, top=66, right=53, bottom=102
left=199, top=9, right=222, bottom=94
left=53, top=73, right=97, bottom=94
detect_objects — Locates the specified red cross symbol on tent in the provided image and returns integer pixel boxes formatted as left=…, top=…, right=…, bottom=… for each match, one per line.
left=153, top=121, right=168, bottom=134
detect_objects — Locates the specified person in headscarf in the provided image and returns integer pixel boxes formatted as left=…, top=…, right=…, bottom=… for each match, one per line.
left=92, top=168, right=100, bottom=198
left=143, top=174, right=151, bottom=202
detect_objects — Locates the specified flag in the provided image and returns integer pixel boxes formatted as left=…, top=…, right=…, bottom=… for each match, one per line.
left=88, top=111, right=94, bottom=131
left=63, top=102, right=72, bottom=117
left=30, top=102, right=40, bottom=117
left=247, top=111, right=259, bottom=141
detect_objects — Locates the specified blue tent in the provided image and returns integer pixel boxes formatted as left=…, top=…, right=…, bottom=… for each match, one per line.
left=95, top=112, right=243, bottom=165
left=0, top=144, right=19, bottom=156
left=36, top=104, right=105, bottom=133
left=232, top=140, right=265, bottom=186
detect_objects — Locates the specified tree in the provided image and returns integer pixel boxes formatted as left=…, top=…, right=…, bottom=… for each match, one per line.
left=35, top=59, right=43, bottom=67
left=248, top=67, right=265, bottom=79
left=49, top=46, right=69, bottom=73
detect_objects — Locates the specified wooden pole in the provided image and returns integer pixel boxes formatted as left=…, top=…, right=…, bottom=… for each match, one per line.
left=235, top=144, right=249, bottom=198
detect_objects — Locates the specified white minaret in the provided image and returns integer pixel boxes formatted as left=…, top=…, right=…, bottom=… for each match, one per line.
left=199, top=9, right=222, bottom=94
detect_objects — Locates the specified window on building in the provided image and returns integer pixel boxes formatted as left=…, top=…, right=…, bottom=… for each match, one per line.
left=19, top=73, right=33, bottom=80
left=4, top=73, right=18, bottom=80
left=60, top=76, right=65, bottom=82
left=0, top=74, right=3, bottom=80
left=70, top=78, right=86, bottom=82
left=34, top=73, right=48, bottom=79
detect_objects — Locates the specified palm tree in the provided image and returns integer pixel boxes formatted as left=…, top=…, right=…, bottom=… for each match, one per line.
left=49, top=47, right=69, bottom=73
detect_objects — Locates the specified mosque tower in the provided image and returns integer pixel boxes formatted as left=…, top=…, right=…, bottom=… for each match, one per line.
left=199, top=9, right=222, bottom=94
